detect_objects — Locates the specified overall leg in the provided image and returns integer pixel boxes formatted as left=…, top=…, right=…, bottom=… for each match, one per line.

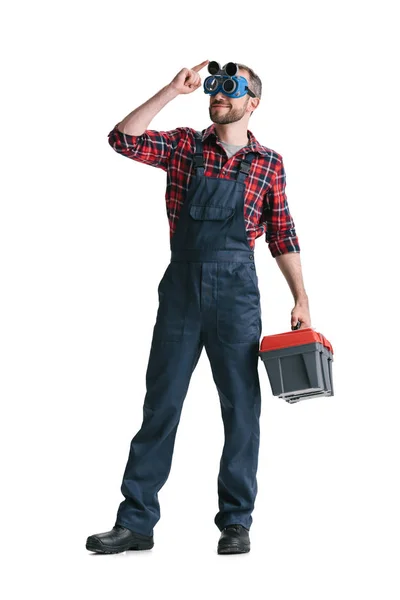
left=205, top=334, right=262, bottom=532
left=116, top=335, right=203, bottom=536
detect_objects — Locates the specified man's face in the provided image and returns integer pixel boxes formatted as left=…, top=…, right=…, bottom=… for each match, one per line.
left=209, top=69, right=253, bottom=125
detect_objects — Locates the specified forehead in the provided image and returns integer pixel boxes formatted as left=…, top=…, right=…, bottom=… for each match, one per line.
left=237, top=68, right=249, bottom=80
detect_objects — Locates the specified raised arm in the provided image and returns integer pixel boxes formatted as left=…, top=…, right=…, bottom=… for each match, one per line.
left=108, top=61, right=209, bottom=170
left=116, top=60, right=209, bottom=136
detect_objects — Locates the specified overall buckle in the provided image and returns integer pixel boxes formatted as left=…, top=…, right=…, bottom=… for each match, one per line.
left=193, top=155, right=204, bottom=168
left=239, top=160, right=251, bottom=174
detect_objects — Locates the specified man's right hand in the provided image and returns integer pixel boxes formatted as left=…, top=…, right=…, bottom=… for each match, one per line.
left=168, top=60, right=210, bottom=95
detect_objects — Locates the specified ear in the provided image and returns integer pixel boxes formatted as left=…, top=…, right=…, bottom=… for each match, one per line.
left=247, top=96, right=260, bottom=114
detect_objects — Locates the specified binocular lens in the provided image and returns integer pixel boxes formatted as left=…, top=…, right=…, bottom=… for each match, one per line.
left=223, top=62, right=238, bottom=77
left=222, top=78, right=235, bottom=93
left=205, top=77, right=220, bottom=92
left=208, top=61, right=220, bottom=75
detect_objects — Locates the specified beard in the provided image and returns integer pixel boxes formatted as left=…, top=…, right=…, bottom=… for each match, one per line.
left=209, top=98, right=249, bottom=124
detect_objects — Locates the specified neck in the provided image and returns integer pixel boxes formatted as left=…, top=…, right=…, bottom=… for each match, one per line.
left=213, top=122, right=249, bottom=146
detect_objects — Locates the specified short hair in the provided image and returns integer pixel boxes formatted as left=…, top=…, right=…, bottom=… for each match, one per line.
left=237, top=63, right=262, bottom=117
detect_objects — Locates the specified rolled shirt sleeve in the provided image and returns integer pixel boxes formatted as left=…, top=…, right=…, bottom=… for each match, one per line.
left=107, top=123, right=186, bottom=172
left=263, top=156, right=301, bottom=257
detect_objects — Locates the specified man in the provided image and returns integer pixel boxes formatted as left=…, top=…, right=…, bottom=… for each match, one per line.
left=86, top=60, right=311, bottom=555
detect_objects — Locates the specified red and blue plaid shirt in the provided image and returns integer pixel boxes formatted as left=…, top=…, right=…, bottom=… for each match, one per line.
left=108, top=122, right=300, bottom=257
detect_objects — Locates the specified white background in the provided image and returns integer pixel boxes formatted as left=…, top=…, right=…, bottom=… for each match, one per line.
left=1, top=0, right=399, bottom=598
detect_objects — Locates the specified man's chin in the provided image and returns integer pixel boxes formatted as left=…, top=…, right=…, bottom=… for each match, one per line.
left=209, top=113, right=229, bottom=124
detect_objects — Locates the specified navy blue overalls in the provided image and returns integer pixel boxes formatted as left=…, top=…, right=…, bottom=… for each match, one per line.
left=115, top=132, right=262, bottom=537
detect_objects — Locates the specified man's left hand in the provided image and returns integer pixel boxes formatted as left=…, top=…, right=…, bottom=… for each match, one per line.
left=291, top=297, right=311, bottom=329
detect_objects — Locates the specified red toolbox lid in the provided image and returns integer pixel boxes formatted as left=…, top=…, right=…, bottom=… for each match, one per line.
left=260, top=327, right=334, bottom=355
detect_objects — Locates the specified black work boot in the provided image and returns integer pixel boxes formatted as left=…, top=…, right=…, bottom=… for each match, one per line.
left=217, top=524, right=250, bottom=554
left=86, top=524, right=154, bottom=554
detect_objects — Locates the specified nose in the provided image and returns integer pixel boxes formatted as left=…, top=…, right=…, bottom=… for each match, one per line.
left=212, top=92, right=230, bottom=104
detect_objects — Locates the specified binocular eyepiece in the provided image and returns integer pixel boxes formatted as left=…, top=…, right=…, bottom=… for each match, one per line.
left=206, top=61, right=239, bottom=94
left=203, top=61, right=256, bottom=98
left=207, top=61, right=238, bottom=78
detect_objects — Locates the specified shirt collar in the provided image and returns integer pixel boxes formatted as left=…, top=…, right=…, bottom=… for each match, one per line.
left=201, top=123, right=269, bottom=156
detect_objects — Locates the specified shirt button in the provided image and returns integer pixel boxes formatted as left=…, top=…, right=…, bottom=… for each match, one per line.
left=250, top=265, right=255, bottom=269
left=249, top=254, right=254, bottom=260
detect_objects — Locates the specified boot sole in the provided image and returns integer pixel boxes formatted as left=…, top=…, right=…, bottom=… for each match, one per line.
left=218, top=544, right=250, bottom=554
left=86, top=538, right=154, bottom=554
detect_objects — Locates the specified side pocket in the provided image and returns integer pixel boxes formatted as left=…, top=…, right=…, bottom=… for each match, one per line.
left=157, top=263, right=171, bottom=294
left=216, top=263, right=261, bottom=344
left=153, top=262, right=186, bottom=342
left=243, top=263, right=260, bottom=298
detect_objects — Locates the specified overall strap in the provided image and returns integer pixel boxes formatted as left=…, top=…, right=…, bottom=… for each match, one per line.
left=236, top=152, right=256, bottom=183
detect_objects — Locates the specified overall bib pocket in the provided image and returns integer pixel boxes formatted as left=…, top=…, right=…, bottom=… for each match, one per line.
left=189, top=205, right=235, bottom=221
left=187, top=204, right=236, bottom=249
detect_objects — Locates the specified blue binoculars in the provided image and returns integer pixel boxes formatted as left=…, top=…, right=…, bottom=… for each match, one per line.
left=203, top=61, right=256, bottom=99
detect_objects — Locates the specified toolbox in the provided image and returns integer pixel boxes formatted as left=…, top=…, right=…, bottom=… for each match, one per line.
left=259, top=327, right=334, bottom=403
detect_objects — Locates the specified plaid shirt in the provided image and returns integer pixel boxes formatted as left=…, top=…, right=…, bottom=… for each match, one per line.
left=108, top=122, right=300, bottom=257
